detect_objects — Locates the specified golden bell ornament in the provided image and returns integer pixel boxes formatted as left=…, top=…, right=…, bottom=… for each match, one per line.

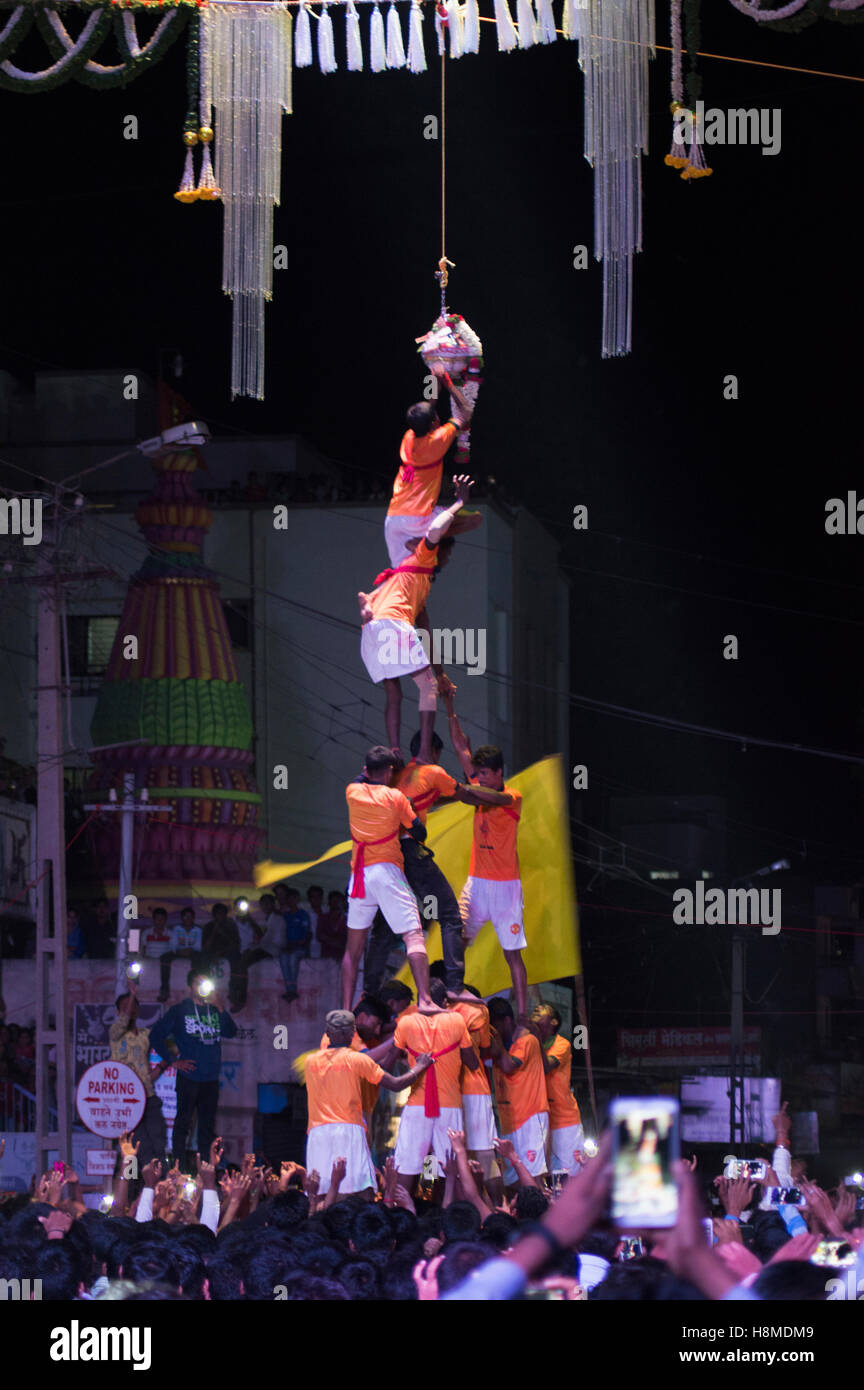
left=198, top=126, right=214, bottom=144
left=183, top=130, right=199, bottom=148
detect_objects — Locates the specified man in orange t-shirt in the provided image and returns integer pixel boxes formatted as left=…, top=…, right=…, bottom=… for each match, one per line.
left=395, top=725, right=516, bottom=995
left=533, top=1002, right=584, bottom=1176
left=384, top=366, right=481, bottom=567
left=392, top=1003, right=478, bottom=1195
left=447, top=984, right=503, bottom=1200
left=359, top=475, right=472, bottom=765
left=343, top=746, right=441, bottom=1015
left=306, top=1009, right=431, bottom=1199
left=488, top=997, right=549, bottom=1188
left=445, top=698, right=529, bottom=1019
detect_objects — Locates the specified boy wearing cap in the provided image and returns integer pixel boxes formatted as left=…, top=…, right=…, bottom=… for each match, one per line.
left=306, top=1010, right=432, bottom=1199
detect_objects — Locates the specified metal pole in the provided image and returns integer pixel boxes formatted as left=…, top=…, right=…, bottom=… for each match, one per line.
left=115, top=772, right=135, bottom=999
left=730, top=931, right=745, bottom=1146
left=35, top=540, right=71, bottom=1173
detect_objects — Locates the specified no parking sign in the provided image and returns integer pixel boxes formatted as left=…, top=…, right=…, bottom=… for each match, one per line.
left=75, top=1060, right=146, bottom=1139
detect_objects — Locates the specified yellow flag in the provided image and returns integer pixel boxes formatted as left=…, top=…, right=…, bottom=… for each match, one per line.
left=396, top=753, right=580, bottom=996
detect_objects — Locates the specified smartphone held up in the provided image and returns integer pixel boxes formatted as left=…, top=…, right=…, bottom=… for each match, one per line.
left=610, top=1097, right=680, bottom=1229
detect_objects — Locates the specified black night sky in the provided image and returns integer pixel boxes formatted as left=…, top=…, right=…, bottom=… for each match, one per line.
left=1, top=1, right=863, bottom=892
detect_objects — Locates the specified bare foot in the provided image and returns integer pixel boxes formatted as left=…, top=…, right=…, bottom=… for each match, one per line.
left=357, top=591, right=373, bottom=624
left=446, top=988, right=475, bottom=1004
left=417, top=998, right=445, bottom=1015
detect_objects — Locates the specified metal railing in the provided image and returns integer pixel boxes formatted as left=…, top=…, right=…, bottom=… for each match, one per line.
left=0, top=1082, right=57, bottom=1134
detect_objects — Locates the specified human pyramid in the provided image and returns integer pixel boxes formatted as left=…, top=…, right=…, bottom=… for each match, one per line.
left=306, top=315, right=584, bottom=1206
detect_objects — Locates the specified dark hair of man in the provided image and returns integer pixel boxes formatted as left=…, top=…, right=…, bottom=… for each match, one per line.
left=122, top=1241, right=184, bottom=1292
left=171, top=1223, right=216, bottom=1254
left=285, top=1232, right=344, bottom=1279
left=589, top=1258, right=705, bottom=1302
left=245, top=1241, right=297, bottom=1300
left=337, top=1257, right=380, bottom=1301
left=34, top=1240, right=84, bottom=1300
left=437, top=1241, right=493, bottom=1294
left=471, top=744, right=504, bottom=772
left=380, top=980, right=413, bottom=1006
left=514, top=1185, right=550, bottom=1222
left=204, top=1251, right=245, bottom=1301
left=441, top=1200, right=482, bottom=1244
left=429, top=977, right=448, bottom=1007
left=212, top=902, right=227, bottom=915
left=463, top=983, right=482, bottom=998
left=276, top=1272, right=350, bottom=1301
left=365, top=745, right=397, bottom=774
left=152, top=907, right=168, bottom=922
left=480, top=1211, right=519, bottom=1252
left=577, top=1228, right=620, bottom=1263
left=181, top=907, right=194, bottom=920
left=406, top=402, right=438, bottom=437
left=387, top=1207, right=421, bottom=1252
left=488, top=997, right=514, bottom=1024
left=259, top=894, right=275, bottom=909
left=752, top=1261, right=832, bottom=1301
left=318, top=1196, right=367, bottom=1245
left=409, top=729, right=444, bottom=759
left=354, top=994, right=389, bottom=1025
left=349, top=1204, right=394, bottom=1259
left=379, top=1252, right=422, bottom=1301
left=114, top=993, right=134, bottom=1031
left=266, top=1189, right=310, bottom=1233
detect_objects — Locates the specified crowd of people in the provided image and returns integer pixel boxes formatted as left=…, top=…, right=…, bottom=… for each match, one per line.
left=1, top=1093, right=861, bottom=1302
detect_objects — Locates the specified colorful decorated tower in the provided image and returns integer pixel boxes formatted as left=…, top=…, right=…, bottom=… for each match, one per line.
left=88, top=448, right=262, bottom=906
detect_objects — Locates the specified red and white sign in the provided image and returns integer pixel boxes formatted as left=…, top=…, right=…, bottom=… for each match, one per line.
left=85, top=1148, right=118, bottom=1178
left=75, top=1060, right=146, bottom=1139
left=618, top=1026, right=761, bottom=1069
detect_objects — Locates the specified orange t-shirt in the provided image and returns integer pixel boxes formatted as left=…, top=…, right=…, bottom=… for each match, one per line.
left=369, top=536, right=438, bottom=627
left=317, top=1030, right=380, bottom=1113
left=469, top=787, right=523, bottom=881
left=388, top=422, right=459, bottom=518
left=305, top=1046, right=385, bottom=1130
left=394, top=1010, right=471, bottom=1110
left=395, top=760, right=458, bottom=827
left=545, top=1033, right=581, bottom=1130
left=453, top=1000, right=492, bottom=1097
left=346, top=783, right=416, bottom=872
left=493, top=1031, right=548, bottom=1134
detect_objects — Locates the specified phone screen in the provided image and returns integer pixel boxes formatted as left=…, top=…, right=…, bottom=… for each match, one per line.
left=812, top=1240, right=856, bottom=1269
left=610, top=1097, right=679, bottom=1228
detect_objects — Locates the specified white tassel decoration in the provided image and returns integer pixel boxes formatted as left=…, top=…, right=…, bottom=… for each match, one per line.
left=407, top=0, right=427, bottom=72
left=370, top=2, right=387, bottom=71
left=516, top=0, right=537, bottom=48
left=535, top=0, right=556, bottom=43
left=295, top=2, right=313, bottom=66
left=345, top=0, right=364, bottom=69
left=386, top=2, right=406, bottom=67
left=318, top=3, right=338, bottom=71
left=463, top=0, right=480, bottom=53
left=492, top=0, right=519, bottom=51
left=446, top=0, right=464, bottom=57
left=434, top=4, right=445, bottom=54
left=563, top=0, right=587, bottom=41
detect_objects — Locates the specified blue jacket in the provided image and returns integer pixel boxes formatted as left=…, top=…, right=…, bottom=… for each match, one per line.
left=149, top=999, right=237, bottom=1083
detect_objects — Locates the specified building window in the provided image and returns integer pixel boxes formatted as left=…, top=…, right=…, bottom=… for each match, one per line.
left=222, top=598, right=252, bottom=651
left=67, top=615, right=120, bottom=679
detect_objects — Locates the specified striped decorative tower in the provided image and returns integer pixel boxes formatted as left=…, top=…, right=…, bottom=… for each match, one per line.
left=89, top=448, right=262, bottom=906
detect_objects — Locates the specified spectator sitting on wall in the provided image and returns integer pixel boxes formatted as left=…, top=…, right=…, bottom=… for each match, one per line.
left=316, top=890, right=348, bottom=960
left=67, top=908, right=86, bottom=959
left=228, top=894, right=286, bottom=1013
left=302, top=885, right=324, bottom=939
left=82, top=897, right=114, bottom=960
left=158, top=907, right=204, bottom=1004
left=279, top=889, right=311, bottom=1004
left=200, top=903, right=242, bottom=988
left=142, top=908, right=173, bottom=960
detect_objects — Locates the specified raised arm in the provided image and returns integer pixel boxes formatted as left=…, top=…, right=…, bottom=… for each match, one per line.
left=443, top=690, right=474, bottom=781
left=425, top=475, right=473, bottom=548
left=452, top=782, right=513, bottom=809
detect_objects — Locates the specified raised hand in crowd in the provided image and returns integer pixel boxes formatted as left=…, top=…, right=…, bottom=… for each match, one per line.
left=412, top=1254, right=444, bottom=1302
left=714, top=1175, right=756, bottom=1219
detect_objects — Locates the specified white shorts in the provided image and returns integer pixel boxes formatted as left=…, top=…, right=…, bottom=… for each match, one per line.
left=500, top=1112, right=550, bottom=1184
left=306, top=1122, right=376, bottom=1194
left=393, top=1104, right=463, bottom=1176
left=361, top=618, right=430, bottom=684
left=384, top=507, right=446, bottom=567
left=347, top=861, right=423, bottom=935
left=550, top=1122, right=585, bottom=1175
left=459, top=876, right=527, bottom=952
left=463, top=1092, right=498, bottom=1152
